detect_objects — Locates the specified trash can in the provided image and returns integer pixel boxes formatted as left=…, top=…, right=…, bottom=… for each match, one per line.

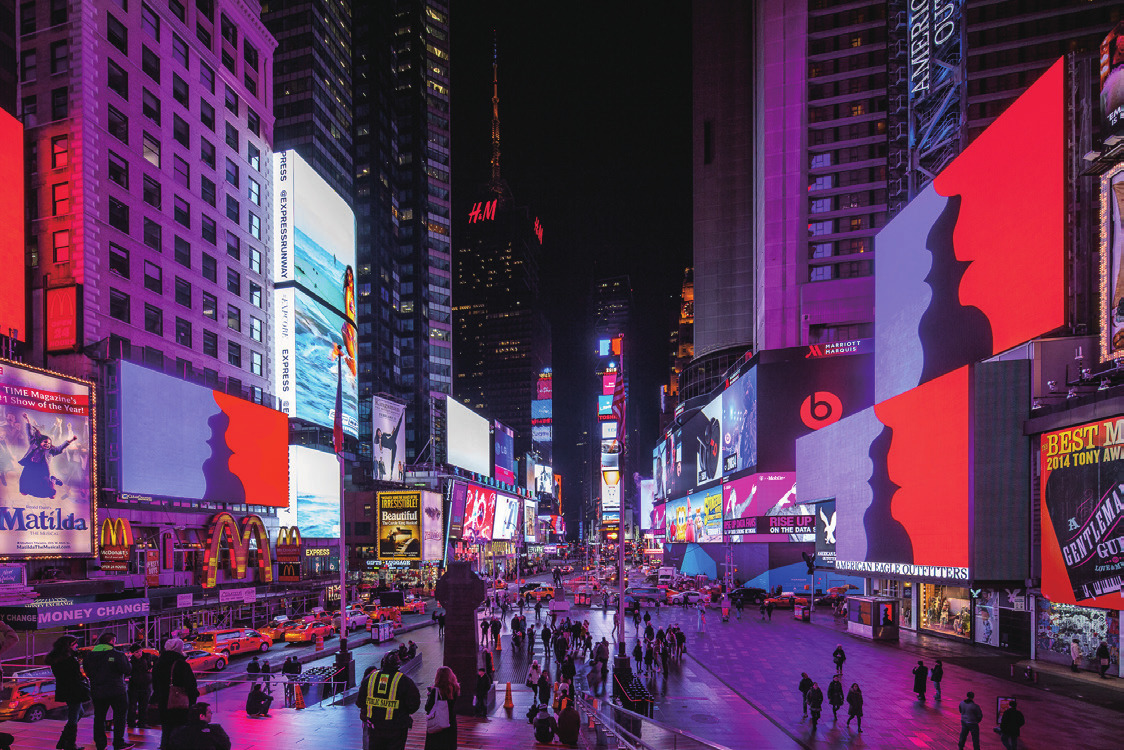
left=794, top=605, right=810, bottom=622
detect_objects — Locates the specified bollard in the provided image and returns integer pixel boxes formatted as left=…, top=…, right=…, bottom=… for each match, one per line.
left=503, top=682, right=514, bottom=709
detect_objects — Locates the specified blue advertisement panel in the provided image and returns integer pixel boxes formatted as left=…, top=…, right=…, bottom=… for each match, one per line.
left=494, top=421, right=515, bottom=484
left=278, top=446, right=340, bottom=538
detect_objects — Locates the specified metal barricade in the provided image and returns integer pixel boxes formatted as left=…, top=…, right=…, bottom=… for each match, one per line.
left=577, top=691, right=735, bottom=750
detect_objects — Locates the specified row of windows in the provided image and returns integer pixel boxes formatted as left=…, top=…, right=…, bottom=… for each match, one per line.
left=808, top=120, right=886, bottom=146
left=809, top=98, right=885, bottom=124
left=808, top=166, right=887, bottom=192
left=808, top=260, right=873, bottom=282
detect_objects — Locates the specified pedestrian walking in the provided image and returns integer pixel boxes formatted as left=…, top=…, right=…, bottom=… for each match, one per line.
left=1096, top=640, right=1111, bottom=678
left=807, top=682, right=823, bottom=730
left=424, top=666, right=460, bottom=750
left=1069, top=637, right=1082, bottom=672
left=247, top=655, right=261, bottom=686
left=527, top=660, right=543, bottom=704
left=632, top=640, right=643, bottom=674
left=46, top=635, right=90, bottom=750
left=998, top=698, right=1025, bottom=750
left=931, top=659, right=944, bottom=700
left=433, top=610, right=446, bottom=638
left=481, top=648, right=494, bottom=681
left=827, top=675, right=844, bottom=719
left=84, top=631, right=134, bottom=750
left=759, top=602, right=767, bottom=620
left=832, top=644, right=846, bottom=675
left=956, top=691, right=984, bottom=750
left=127, top=643, right=156, bottom=728
left=490, top=617, right=502, bottom=649
left=261, top=659, right=272, bottom=694
left=734, top=598, right=743, bottom=620
left=798, top=672, right=813, bottom=717
left=166, top=702, right=231, bottom=750
left=152, top=638, right=199, bottom=750
left=912, top=660, right=928, bottom=701
left=358, top=652, right=421, bottom=749
left=542, top=625, right=552, bottom=659
left=766, top=601, right=774, bottom=621
left=659, top=639, right=670, bottom=674
left=535, top=600, right=543, bottom=621
left=845, top=683, right=863, bottom=732
left=643, top=642, right=655, bottom=676
left=480, top=617, right=490, bottom=648
left=675, top=626, right=686, bottom=659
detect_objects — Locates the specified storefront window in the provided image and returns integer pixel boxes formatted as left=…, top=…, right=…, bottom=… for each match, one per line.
left=921, top=584, right=971, bottom=639
left=1036, top=599, right=1119, bottom=670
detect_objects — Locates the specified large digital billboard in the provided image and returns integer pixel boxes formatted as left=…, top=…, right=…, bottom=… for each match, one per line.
left=274, top=288, right=359, bottom=436
left=372, top=395, right=406, bottom=482
left=460, top=483, right=496, bottom=544
left=1101, top=21, right=1124, bottom=136
left=279, top=446, right=340, bottom=538
left=448, top=481, right=468, bottom=539
left=491, top=492, right=520, bottom=541
left=535, top=464, right=554, bottom=496
left=721, top=473, right=806, bottom=543
left=639, top=479, right=655, bottom=533
left=422, top=490, right=444, bottom=561
left=664, top=487, right=722, bottom=544
left=118, top=362, right=288, bottom=506
left=1101, top=165, right=1124, bottom=361
left=815, top=500, right=837, bottom=569
left=446, top=399, right=491, bottom=476
left=376, top=491, right=421, bottom=561
left=523, top=498, right=537, bottom=543
left=494, top=421, right=515, bottom=484
left=0, top=112, right=25, bottom=343
left=1041, top=418, right=1124, bottom=610
left=0, top=360, right=93, bottom=557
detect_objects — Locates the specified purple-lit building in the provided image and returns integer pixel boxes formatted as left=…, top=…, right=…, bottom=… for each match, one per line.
left=21, top=0, right=276, bottom=402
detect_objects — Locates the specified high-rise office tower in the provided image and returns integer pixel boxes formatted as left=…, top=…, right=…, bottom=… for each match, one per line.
left=20, top=0, right=276, bottom=399
left=352, top=0, right=452, bottom=470
left=262, top=0, right=354, bottom=201
left=454, top=45, right=550, bottom=459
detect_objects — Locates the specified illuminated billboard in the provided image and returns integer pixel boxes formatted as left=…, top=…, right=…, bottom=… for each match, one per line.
left=523, top=498, right=537, bottom=543
left=0, top=360, right=93, bottom=557
left=0, top=112, right=25, bottom=342
left=280, top=446, right=340, bottom=538
left=446, top=399, right=491, bottom=476
left=274, top=288, right=359, bottom=436
left=1102, top=21, right=1124, bottom=136
left=494, top=421, right=515, bottom=484
left=1041, top=418, right=1124, bottom=610
left=46, top=287, right=79, bottom=352
left=531, top=400, right=552, bottom=422
left=535, top=464, right=554, bottom=496
left=372, top=395, right=406, bottom=482
left=376, top=491, right=421, bottom=561
left=639, top=479, right=655, bottom=532
left=118, top=362, right=289, bottom=506
left=491, top=492, right=520, bottom=541
left=597, top=395, right=612, bottom=416
left=422, top=490, right=444, bottom=561
left=460, top=483, right=496, bottom=544
left=448, top=481, right=468, bottom=539
left=272, top=150, right=356, bottom=320
left=721, top=473, right=806, bottom=543
left=1102, top=165, right=1124, bottom=361
left=651, top=502, right=666, bottom=534
left=664, top=487, right=722, bottom=544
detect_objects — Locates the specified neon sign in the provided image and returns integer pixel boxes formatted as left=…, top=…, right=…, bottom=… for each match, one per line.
left=201, top=512, right=273, bottom=588
left=534, top=217, right=543, bottom=243
left=99, top=517, right=134, bottom=572
left=468, top=199, right=497, bottom=223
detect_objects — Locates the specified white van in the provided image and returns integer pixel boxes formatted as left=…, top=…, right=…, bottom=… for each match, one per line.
left=657, top=567, right=676, bottom=587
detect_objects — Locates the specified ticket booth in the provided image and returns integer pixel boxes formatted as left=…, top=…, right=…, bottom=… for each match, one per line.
left=846, top=596, right=899, bottom=641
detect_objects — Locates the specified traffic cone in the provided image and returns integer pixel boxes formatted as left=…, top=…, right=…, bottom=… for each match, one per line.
left=496, top=636, right=503, bottom=652
left=503, top=682, right=514, bottom=709
left=294, top=684, right=306, bottom=710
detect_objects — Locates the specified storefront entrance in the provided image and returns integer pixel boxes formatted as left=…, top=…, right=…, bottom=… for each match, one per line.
left=921, top=584, right=971, bottom=639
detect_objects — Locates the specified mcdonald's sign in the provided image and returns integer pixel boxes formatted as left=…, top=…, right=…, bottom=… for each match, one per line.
left=201, top=513, right=273, bottom=589
left=99, top=518, right=134, bottom=572
left=276, top=526, right=302, bottom=582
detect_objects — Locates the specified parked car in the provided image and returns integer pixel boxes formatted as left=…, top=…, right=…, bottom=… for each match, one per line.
left=185, top=649, right=228, bottom=672
left=763, top=593, right=808, bottom=609
left=286, top=620, right=336, bottom=644
left=0, top=669, right=65, bottom=722
left=815, top=593, right=846, bottom=608
left=333, top=608, right=370, bottom=631
left=729, top=587, right=769, bottom=606
left=518, top=582, right=542, bottom=595
left=558, top=565, right=574, bottom=574
left=193, top=628, right=273, bottom=656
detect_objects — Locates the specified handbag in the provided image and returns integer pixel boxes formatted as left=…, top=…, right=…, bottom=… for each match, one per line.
left=166, top=661, right=192, bottom=710
left=426, top=697, right=451, bottom=734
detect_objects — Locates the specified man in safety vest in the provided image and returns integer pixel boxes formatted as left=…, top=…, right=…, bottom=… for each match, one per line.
left=357, top=651, right=421, bottom=750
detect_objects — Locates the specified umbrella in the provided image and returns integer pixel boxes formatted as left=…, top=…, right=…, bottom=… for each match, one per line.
left=678, top=543, right=717, bottom=579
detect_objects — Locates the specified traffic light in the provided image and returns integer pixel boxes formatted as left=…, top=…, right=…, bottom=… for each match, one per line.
left=802, top=551, right=816, bottom=574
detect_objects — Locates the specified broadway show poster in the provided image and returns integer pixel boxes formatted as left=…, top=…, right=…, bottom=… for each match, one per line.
left=460, top=484, right=495, bottom=544
left=0, top=360, right=94, bottom=557
left=371, top=395, right=406, bottom=482
left=1041, top=417, right=1124, bottom=609
left=421, top=490, right=444, bottom=562
left=377, top=491, right=421, bottom=561
left=1102, top=166, right=1124, bottom=361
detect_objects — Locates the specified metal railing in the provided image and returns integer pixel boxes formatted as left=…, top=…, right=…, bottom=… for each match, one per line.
left=577, top=691, right=735, bottom=750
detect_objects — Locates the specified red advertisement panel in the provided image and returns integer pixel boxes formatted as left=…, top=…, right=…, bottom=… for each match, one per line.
left=46, top=287, right=79, bottom=352
left=0, top=112, right=24, bottom=341
left=460, top=484, right=496, bottom=544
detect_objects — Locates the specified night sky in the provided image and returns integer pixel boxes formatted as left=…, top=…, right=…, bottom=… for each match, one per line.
left=451, top=3, right=693, bottom=530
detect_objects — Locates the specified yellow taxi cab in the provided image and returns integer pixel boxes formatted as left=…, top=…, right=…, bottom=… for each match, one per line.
left=400, top=598, right=426, bottom=614
left=0, top=669, right=65, bottom=722
left=491, top=579, right=508, bottom=589
left=184, top=649, right=228, bottom=672
left=259, top=617, right=298, bottom=642
left=524, top=585, right=556, bottom=603
left=286, top=619, right=336, bottom=644
left=192, top=627, right=272, bottom=656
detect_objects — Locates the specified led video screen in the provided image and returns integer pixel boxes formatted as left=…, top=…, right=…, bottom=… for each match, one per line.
left=118, top=362, right=288, bottom=507
left=494, top=421, right=515, bottom=484
left=0, top=360, right=93, bottom=557
left=535, top=464, right=554, bottom=495
left=376, top=491, right=421, bottom=561
left=491, top=492, right=520, bottom=541
left=664, top=487, right=722, bottom=543
left=372, top=395, right=406, bottom=482
left=460, top=483, right=496, bottom=544
left=639, top=479, right=655, bottom=532
left=446, top=399, right=491, bottom=476
left=279, top=446, right=340, bottom=538
left=523, top=498, right=537, bottom=542
left=1102, top=165, right=1124, bottom=361
left=422, top=490, right=444, bottom=561
left=721, top=473, right=806, bottom=543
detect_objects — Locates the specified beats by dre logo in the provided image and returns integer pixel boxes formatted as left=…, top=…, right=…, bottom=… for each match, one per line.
left=800, top=391, right=842, bottom=430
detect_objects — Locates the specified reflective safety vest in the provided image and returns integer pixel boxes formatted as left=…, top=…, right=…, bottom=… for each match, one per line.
left=364, top=671, right=403, bottom=721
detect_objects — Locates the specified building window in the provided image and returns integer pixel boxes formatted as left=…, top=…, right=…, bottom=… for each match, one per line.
left=200, top=100, right=215, bottom=130
left=249, top=281, right=261, bottom=308
left=19, top=2, right=35, bottom=36
left=143, top=260, right=163, bottom=294
left=247, top=109, right=260, bottom=137
left=19, top=50, right=35, bottom=83
left=248, top=247, right=261, bottom=274
left=143, top=217, right=162, bottom=251
left=52, top=230, right=70, bottom=263
left=250, top=316, right=262, bottom=342
left=175, top=277, right=191, bottom=307
left=50, top=88, right=68, bottom=120
left=142, top=132, right=160, bottom=167
left=175, top=236, right=191, bottom=267
left=196, top=21, right=211, bottom=49
left=201, top=214, right=216, bottom=244
left=109, top=197, right=129, bottom=233
left=225, top=195, right=239, bottom=222
left=221, top=47, right=235, bottom=74
left=202, top=329, right=218, bottom=357
left=201, top=253, right=216, bottom=282
left=50, top=41, right=69, bottom=75
left=108, top=105, right=128, bottom=143
left=200, top=176, right=216, bottom=206
left=809, top=266, right=833, bottom=282
left=172, top=74, right=189, bottom=107
left=50, top=136, right=68, bottom=169
left=108, top=59, right=128, bottom=99
left=141, top=46, right=160, bottom=82
left=226, top=231, right=239, bottom=259
left=174, top=196, right=190, bottom=227
left=226, top=304, right=241, bottom=332
left=141, top=3, right=160, bottom=40
left=247, top=178, right=260, bottom=206
left=247, top=143, right=260, bottom=171
left=248, top=212, right=260, bottom=239
left=107, top=151, right=129, bottom=187
left=224, top=122, right=238, bottom=149
left=175, top=318, right=192, bottom=348
left=172, top=33, right=188, bottom=66
left=107, top=13, right=128, bottom=54
left=244, top=41, right=258, bottom=72
left=244, top=74, right=257, bottom=97
left=169, top=0, right=186, bottom=21
left=199, top=61, right=215, bottom=94
left=173, top=155, right=190, bottom=188
left=21, top=95, right=37, bottom=127
left=227, top=341, right=241, bottom=367
left=51, top=182, right=69, bottom=215
left=202, top=291, right=217, bottom=319
left=226, top=267, right=239, bottom=295
left=173, top=115, right=189, bottom=146
left=109, top=244, right=129, bottom=277
left=224, top=84, right=238, bottom=115
left=142, top=176, right=161, bottom=208
left=250, top=350, right=262, bottom=376
left=224, top=158, right=239, bottom=186
left=109, top=289, right=130, bottom=322
left=200, top=137, right=216, bottom=168
left=49, top=0, right=67, bottom=23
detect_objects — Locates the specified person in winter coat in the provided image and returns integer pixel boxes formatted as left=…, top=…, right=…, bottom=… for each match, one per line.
left=827, top=675, right=845, bottom=719
left=358, top=652, right=421, bottom=750
left=999, top=698, right=1025, bottom=750
left=489, top=618, right=502, bottom=648
left=931, top=659, right=944, bottom=700
left=127, top=644, right=156, bottom=728
left=560, top=655, right=576, bottom=686
left=957, top=691, right=984, bottom=750
left=480, top=617, right=490, bottom=648
left=1096, top=640, right=1111, bottom=678
left=912, top=660, right=929, bottom=701
left=533, top=706, right=558, bottom=743
left=424, top=666, right=459, bottom=750
left=282, top=656, right=302, bottom=707
left=473, top=666, right=492, bottom=718
left=46, top=635, right=90, bottom=750
left=152, top=638, right=199, bottom=750
left=806, top=681, right=824, bottom=729
left=541, top=626, right=553, bottom=657
left=556, top=701, right=580, bottom=747
left=846, top=683, right=863, bottom=732
left=1069, top=637, right=1082, bottom=672
left=832, top=645, right=846, bottom=675
left=245, top=683, right=272, bottom=717
left=632, top=641, right=644, bottom=673
left=536, top=670, right=552, bottom=711
left=643, top=643, right=655, bottom=675
left=798, top=672, right=813, bottom=716
left=526, top=660, right=543, bottom=704
left=83, top=632, right=133, bottom=750
left=261, top=659, right=272, bottom=694
left=553, top=635, right=567, bottom=664
left=166, top=702, right=231, bottom=750
left=247, top=655, right=261, bottom=686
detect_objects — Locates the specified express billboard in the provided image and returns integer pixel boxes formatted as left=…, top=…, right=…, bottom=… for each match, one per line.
left=278, top=446, right=340, bottom=538
left=1041, top=418, right=1124, bottom=609
left=376, top=491, right=421, bottom=561
left=446, top=399, right=491, bottom=476
left=494, top=421, right=515, bottom=484
left=491, top=492, right=520, bottom=541
left=460, top=483, right=496, bottom=544
left=0, top=360, right=93, bottom=557
left=372, top=395, right=406, bottom=482
left=118, top=362, right=288, bottom=506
